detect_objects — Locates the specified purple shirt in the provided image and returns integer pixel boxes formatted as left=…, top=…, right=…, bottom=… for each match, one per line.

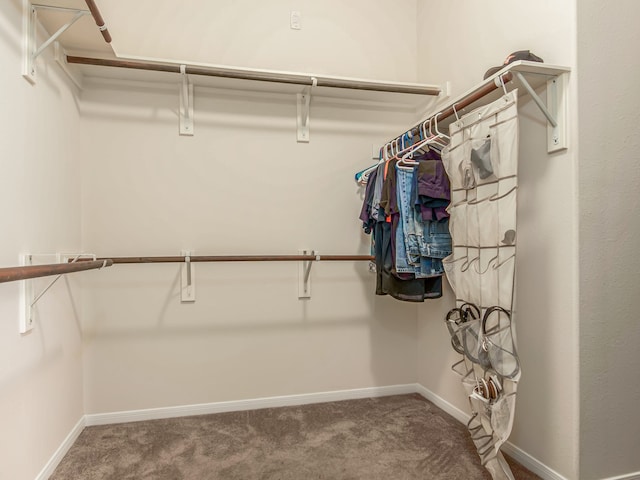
left=414, top=160, right=450, bottom=221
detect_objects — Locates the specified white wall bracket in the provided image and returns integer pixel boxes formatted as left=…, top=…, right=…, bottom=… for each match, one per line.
left=19, top=253, right=95, bottom=333
left=180, top=250, right=196, bottom=302
left=298, top=249, right=319, bottom=299
left=514, top=71, right=568, bottom=153
left=545, top=74, right=568, bottom=153
left=23, top=2, right=90, bottom=84
left=179, top=65, right=194, bottom=136
left=19, top=254, right=34, bottom=333
left=296, top=77, right=316, bottom=142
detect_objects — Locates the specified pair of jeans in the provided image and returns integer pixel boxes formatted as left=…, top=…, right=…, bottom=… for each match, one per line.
left=396, top=164, right=451, bottom=278
left=419, top=217, right=452, bottom=259
left=374, top=219, right=443, bottom=301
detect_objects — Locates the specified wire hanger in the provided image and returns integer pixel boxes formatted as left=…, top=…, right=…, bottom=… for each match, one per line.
left=404, top=116, right=447, bottom=155
left=358, top=111, right=453, bottom=183
left=354, top=146, right=387, bottom=185
left=423, top=114, right=449, bottom=151
left=398, top=133, right=420, bottom=168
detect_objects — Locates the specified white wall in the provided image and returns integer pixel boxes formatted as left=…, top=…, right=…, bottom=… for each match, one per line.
left=0, top=1, right=84, bottom=479
left=99, top=0, right=420, bottom=83
left=77, top=0, right=424, bottom=415
left=416, top=1, right=579, bottom=479
left=577, top=1, right=640, bottom=478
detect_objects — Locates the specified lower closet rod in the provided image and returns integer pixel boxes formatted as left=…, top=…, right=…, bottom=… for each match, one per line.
left=0, top=259, right=113, bottom=284
left=89, top=255, right=374, bottom=264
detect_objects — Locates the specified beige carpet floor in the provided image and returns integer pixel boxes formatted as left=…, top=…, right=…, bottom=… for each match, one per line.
left=50, top=394, right=541, bottom=480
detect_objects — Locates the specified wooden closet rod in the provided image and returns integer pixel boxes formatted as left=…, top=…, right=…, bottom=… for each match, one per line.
left=85, top=255, right=374, bottom=264
left=64, top=55, right=441, bottom=96
left=0, top=259, right=113, bottom=284
left=84, top=0, right=111, bottom=43
left=396, top=72, right=513, bottom=140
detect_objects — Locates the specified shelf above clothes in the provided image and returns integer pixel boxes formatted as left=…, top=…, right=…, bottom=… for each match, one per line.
left=59, top=52, right=442, bottom=140
left=386, top=61, right=571, bottom=154
left=24, top=2, right=443, bottom=140
left=64, top=55, right=442, bottom=97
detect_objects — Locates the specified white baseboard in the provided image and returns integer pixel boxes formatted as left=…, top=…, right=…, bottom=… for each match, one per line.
left=414, top=383, right=569, bottom=480
left=85, top=384, right=417, bottom=426
left=500, top=440, right=568, bottom=480
left=35, top=416, right=85, bottom=480
left=414, top=383, right=470, bottom=424
left=601, top=472, right=640, bottom=480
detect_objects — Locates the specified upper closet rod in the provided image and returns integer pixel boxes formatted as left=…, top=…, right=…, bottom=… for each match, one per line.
left=64, top=56, right=441, bottom=96
left=83, top=0, right=111, bottom=43
left=0, top=259, right=113, bottom=284
left=390, top=73, right=514, bottom=143
left=84, top=255, right=374, bottom=264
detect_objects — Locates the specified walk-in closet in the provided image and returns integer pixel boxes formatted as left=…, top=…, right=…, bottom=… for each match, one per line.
left=1, top=1, right=639, bottom=480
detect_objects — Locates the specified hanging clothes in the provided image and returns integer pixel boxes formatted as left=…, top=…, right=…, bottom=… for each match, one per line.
left=359, top=149, right=452, bottom=302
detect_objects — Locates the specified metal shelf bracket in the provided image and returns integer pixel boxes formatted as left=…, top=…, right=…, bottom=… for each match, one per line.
left=179, top=65, right=194, bottom=136
left=23, top=1, right=90, bottom=84
left=19, top=252, right=96, bottom=333
left=298, top=249, right=319, bottom=299
left=180, top=250, right=196, bottom=302
left=296, top=77, right=316, bottom=142
left=514, top=71, right=568, bottom=153
left=545, top=73, right=568, bottom=153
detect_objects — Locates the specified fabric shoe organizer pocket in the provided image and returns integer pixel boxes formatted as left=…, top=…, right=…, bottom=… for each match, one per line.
left=443, top=251, right=469, bottom=301
left=447, top=189, right=470, bottom=246
left=468, top=122, right=518, bottom=184
left=489, top=389, right=518, bottom=447
left=466, top=111, right=508, bottom=186
left=481, top=306, right=520, bottom=380
left=461, top=303, right=492, bottom=370
left=466, top=403, right=497, bottom=464
left=445, top=302, right=482, bottom=355
left=466, top=182, right=517, bottom=248
left=443, top=91, right=519, bottom=187
left=443, top=249, right=481, bottom=306
left=495, top=250, right=516, bottom=309
left=488, top=104, right=519, bottom=180
left=468, top=126, right=499, bottom=186
left=467, top=376, right=517, bottom=464
left=470, top=248, right=516, bottom=309
left=442, top=134, right=474, bottom=190
left=466, top=93, right=519, bottom=182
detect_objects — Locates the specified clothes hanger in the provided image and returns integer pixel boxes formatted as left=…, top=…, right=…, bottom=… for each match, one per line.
left=424, top=113, right=449, bottom=151
left=399, top=116, right=446, bottom=157
left=354, top=146, right=387, bottom=185
left=387, top=139, right=397, bottom=159
left=355, top=116, right=450, bottom=183
left=397, top=132, right=420, bottom=168
left=388, top=132, right=416, bottom=161
left=395, top=121, right=438, bottom=167
left=389, top=137, right=414, bottom=169
left=354, top=163, right=378, bottom=185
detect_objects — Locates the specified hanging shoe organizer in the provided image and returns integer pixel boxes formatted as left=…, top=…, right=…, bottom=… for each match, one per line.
left=442, top=90, right=522, bottom=480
